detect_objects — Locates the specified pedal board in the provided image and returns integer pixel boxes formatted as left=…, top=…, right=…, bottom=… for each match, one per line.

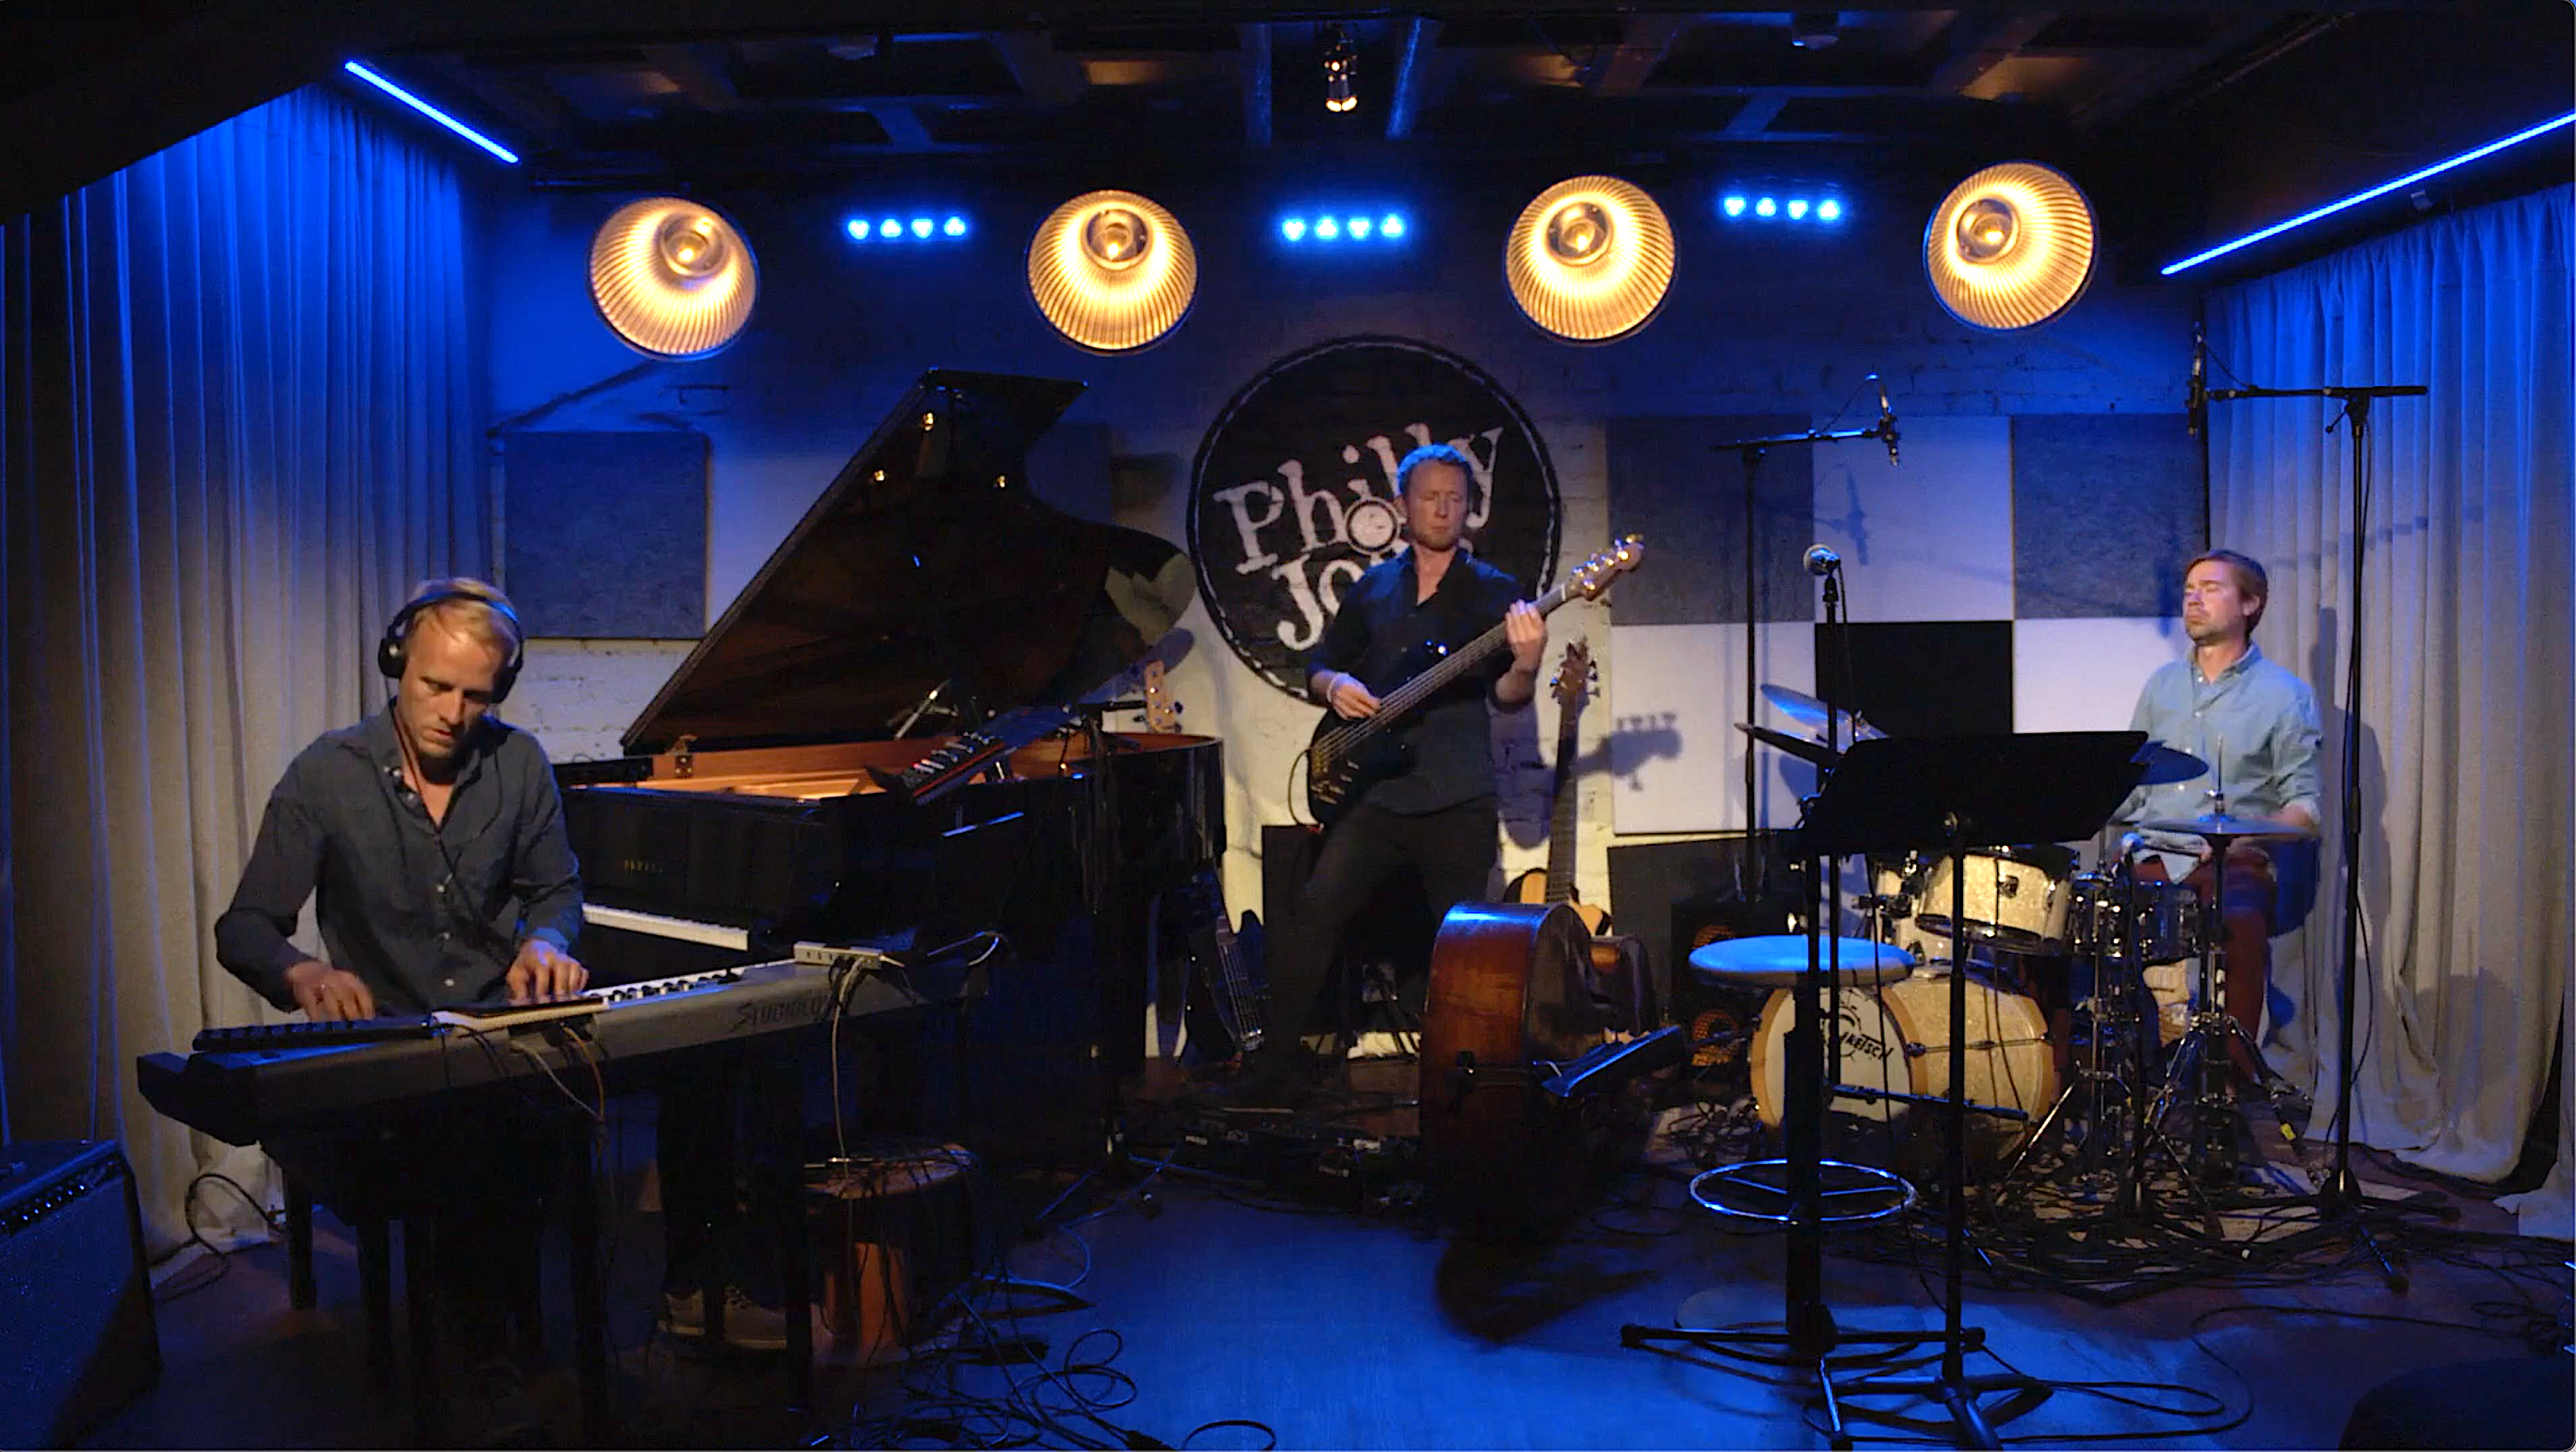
left=1172, top=1107, right=1421, bottom=1213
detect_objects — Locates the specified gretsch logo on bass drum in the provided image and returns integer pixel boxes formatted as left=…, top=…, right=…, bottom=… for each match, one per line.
left=1188, top=336, right=1562, bottom=698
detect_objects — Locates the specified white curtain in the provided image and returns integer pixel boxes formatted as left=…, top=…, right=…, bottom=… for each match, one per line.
left=2208, top=186, right=2573, bottom=1218
left=0, top=87, right=489, bottom=1252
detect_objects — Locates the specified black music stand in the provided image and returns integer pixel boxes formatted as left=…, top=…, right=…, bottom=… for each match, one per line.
left=1631, top=732, right=2144, bottom=1450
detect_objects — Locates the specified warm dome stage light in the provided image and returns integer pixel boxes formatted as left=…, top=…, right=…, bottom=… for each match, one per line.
left=1026, top=189, right=1198, bottom=352
left=1504, top=175, right=1675, bottom=343
left=588, top=197, right=757, bottom=360
left=1923, top=162, right=2097, bottom=331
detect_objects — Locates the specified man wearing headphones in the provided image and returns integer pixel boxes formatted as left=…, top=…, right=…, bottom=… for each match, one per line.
left=216, top=577, right=586, bottom=1016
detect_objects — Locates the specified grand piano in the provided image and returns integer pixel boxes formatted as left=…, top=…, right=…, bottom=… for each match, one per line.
left=559, top=367, right=1223, bottom=1070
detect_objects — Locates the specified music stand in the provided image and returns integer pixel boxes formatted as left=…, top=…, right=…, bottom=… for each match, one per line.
left=1631, top=731, right=2144, bottom=1449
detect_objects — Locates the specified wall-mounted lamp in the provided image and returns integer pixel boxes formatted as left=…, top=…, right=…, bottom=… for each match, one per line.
left=1505, top=175, right=1675, bottom=343
left=1923, top=161, right=2095, bottom=331
left=1027, top=190, right=1198, bottom=352
left=588, top=197, right=758, bottom=359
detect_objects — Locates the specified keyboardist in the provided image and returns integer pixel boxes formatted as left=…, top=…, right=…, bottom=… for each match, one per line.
left=214, top=577, right=585, bottom=1017
left=211, top=578, right=790, bottom=1370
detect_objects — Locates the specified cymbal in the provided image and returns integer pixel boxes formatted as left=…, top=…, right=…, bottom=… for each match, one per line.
left=2131, top=741, right=2209, bottom=786
left=2138, top=812, right=2314, bottom=841
left=1735, top=721, right=1839, bottom=768
left=1759, top=684, right=1886, bottom=741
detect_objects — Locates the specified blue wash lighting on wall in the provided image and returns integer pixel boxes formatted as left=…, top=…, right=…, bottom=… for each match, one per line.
left=343, top=61, right=519, bottom=163
left=2161, top=111, right=2576, bottom=275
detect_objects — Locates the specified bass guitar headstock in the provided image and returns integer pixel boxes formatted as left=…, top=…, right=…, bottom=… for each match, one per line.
left=1562, top=534, right=1645, bottom=602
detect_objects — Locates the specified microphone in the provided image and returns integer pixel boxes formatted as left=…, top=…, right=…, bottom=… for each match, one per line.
left=1872, top=371, right=1900, bottom=465
left=2188, top=321, right=2207, bottom=439
left=1803, top=544, right=1840, bottom=577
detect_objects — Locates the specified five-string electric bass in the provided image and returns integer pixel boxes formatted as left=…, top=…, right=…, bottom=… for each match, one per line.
left=1303, top=537, right=1644, bottom=827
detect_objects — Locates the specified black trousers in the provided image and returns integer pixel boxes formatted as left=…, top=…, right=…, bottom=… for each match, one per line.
left=1267, top=795, right=1498, bottom=1051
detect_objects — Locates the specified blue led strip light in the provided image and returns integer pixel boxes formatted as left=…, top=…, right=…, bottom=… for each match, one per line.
left=344, top=61, right=521, bottom=163
left=2162, top=112, right=2573, bottom=276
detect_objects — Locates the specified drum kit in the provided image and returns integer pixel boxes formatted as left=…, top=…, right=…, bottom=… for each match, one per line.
left=1720, top=684, right=2317, bottom=1212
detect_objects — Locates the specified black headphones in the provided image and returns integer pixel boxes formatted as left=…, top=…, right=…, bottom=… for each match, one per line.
left=377, top=587, right=526, bottom=703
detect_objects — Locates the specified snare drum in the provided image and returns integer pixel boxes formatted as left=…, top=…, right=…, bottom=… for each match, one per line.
left=1911, top=845, right=2077, bottom=952
left=1749, top=974, right=2059, bottom=1168
left=2067, top=875, right=2205, bottom=965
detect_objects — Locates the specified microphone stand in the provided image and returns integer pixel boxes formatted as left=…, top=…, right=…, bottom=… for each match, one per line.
left=1707, top=409, right=1899, bottom=906
left=2202, top=380, right=2454, bottom=1284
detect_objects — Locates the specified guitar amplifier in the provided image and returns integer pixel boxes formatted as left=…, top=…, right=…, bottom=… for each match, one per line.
left=0, top=1141, right=161, bottom=1446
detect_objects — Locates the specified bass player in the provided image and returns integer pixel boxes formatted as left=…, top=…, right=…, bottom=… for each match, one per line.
left=1230, top=443, right=1546, bottom=1100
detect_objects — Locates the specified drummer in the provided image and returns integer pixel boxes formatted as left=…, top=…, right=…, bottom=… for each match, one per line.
left=2117, top=549, right=2321, bottom=1085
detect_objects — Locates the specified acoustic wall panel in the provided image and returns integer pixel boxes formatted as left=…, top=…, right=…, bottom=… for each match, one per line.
left=502, top=430, right=709, bottom=636
left=1605, top=417, right=1814, bottom=626
left=2011, top=414, right=2204, bottom=619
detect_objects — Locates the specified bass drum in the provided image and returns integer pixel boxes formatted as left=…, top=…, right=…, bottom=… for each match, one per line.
left=1750, top=973, right=2059, bottom=1169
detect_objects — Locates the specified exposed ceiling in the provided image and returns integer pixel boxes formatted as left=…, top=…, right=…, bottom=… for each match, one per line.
left=3, top=1, right=2569, bottom=272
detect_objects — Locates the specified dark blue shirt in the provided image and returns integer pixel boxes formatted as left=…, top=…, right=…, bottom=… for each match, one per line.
left=1306, top=548, right=1527, bottom=815
left=215, top=709, right=585, bottom=1014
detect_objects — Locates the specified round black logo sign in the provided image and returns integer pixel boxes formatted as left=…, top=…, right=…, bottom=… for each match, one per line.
left=1188, top=336, right=1562, bottom=698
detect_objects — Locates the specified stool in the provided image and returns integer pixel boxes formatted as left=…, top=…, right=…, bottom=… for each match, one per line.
left=1684, top=934, right=1918, bottom=1225
left=805, top=1145, right=977, bottom=1365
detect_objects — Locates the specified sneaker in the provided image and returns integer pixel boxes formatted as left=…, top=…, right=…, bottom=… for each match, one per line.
left=658, top=1285, right=790, bottom=1352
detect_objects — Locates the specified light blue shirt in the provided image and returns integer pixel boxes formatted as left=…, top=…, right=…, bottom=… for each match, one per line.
left=2118, top=642, right=2323, bottom=867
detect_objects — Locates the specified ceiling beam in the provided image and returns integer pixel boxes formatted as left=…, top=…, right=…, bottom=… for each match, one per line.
left=861, top=102, right=937, bottom=149
left=2072, top=12, right=2334, bottom=130
left=1720, top=94, right=1787, bottom=138
left=1923, top=12, right=2061, bottom=95
left=641, top=43, right=740, bottom=109
left=1238, top=22, right=1271, bottom=147
left=406, top=55, right=582, bottom=153
left=1584, top=13, right=1695, bottom=95
left=989, top=31, right=1089, bottom=106
left=1383, top=17, right=1439, bottom=140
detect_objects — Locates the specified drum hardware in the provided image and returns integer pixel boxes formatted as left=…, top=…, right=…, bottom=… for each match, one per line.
left=1632, top=676, right=2149, bottom=1443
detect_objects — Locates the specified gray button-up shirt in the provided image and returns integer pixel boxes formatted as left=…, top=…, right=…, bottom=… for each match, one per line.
left=215, top=710, right=584, bottom=1014
left=2117, top=642, right=2322, bottom=867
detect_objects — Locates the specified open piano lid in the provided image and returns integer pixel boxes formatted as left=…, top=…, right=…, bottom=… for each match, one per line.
left=620, top=369, right=1195, bottom=756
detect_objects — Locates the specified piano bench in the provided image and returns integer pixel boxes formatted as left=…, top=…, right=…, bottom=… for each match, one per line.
left=265, top=1102, right=607, bottom=1444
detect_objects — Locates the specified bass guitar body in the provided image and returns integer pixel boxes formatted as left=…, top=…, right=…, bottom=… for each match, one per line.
left=1303, top=636, right=1450, bottom=827
left=1419, top=901, right=1632, bottom=1239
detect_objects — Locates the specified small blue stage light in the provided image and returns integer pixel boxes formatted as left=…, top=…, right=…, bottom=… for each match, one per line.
left=1380, top=214, right=1405, bottom=237
left=846, top=218, right=872, bottom=240
left=1349, top=216, right=1373, bottom=239
left=1316, top=217, right=1341, bottom=240
left=943, top=216, right=967, bottom=237
left=1817, top=199, right=1843, bottom=222
left=1787, top=199, right=1810, bottom=220
left=1721, top=195, right=1747, bottom=218
left=1755, top=197, right=1777, bottom=218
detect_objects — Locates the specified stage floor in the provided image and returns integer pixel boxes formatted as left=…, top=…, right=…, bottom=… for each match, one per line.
left=87, top=1063, right=2572, bottom=1450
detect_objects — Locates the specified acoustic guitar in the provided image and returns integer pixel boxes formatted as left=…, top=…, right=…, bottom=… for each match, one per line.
left=1303, top=537, right=1644, bottom=826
